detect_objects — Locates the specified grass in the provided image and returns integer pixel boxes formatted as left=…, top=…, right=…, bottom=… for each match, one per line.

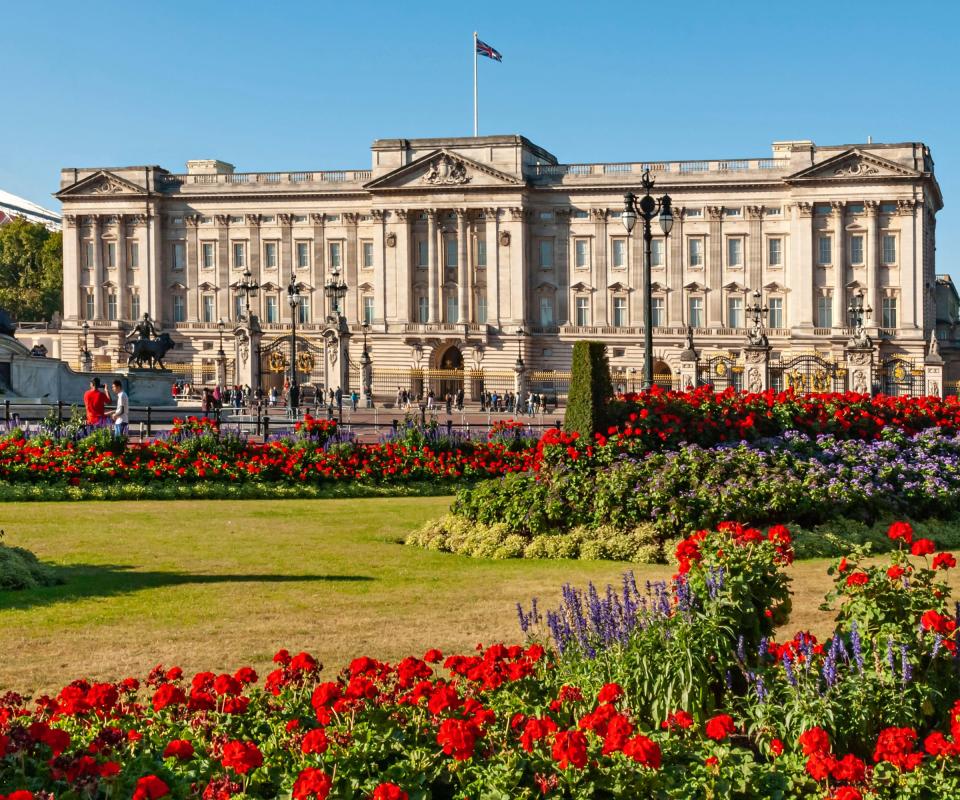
left=2, top=498, right=957, bottom=695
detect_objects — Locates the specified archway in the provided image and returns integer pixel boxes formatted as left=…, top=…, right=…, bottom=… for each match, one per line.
left=653, top=360, right=673, bottom=389
left=431, top=344, right=464, bottom=401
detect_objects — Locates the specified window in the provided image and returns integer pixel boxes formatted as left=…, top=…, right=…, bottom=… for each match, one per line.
left=574, top=239, right=589, bottom=269
left=446, top=294, right=458, bottom=323
left=724, top=207, right=741, bottom=217
left=445, top=237, right=457, bottom=268
left=476, top=238, right=487, bottom=268
left=264, top=241, right=278, bottom=269
left=686, top=208, right=703, bottom=218
left=727, top=296, right=744, bottom=328
left=768, top=297, right=784, bottom=329
left=84, top=291, right=94, bottom=320
left=576, top=296, right=590, bottom=326
left=172, top=242, right=185, bottom=270
left=768, top=237, right=783, bottom=267
left=538, top=239, right=554, bottom=269
left=363, top=296, right=374, bottom=324
left=613, top=296, right=628, bottom=327
left=539, top=296, right=554, bottom=325
left=688, top=297, right=704, bottom=327
left=727, top=237, right=743, bottom=268
left=172, top=295, right=185, bottom=322
left=106, top=242, right=116, bottom=268
left=107, top=292, right=117, bottom=321
left=128, top=242, right=139, bottom=269
left=265, top=295, right=278, bottom=323
left=850, top=235, right=864, bottom=265
left=202, top=294, right=215, bottom=323
left=417, top=240, right=428, bottom=268
left=130, top=292, right=140, bottom=320
left=816, top=294, right=833, bottom=328
left=298, top=299, right=310, bottom=325
left=477, top=295, right=487, bottom=323
left=612, top=239, right=626, bottom=269
left=651, top=297, right=665, bottom=327
left=84, top=242, right=94, bottom=268
left=202, top=242, right=215, bottom=269
left=234, top=294, right=244, bottom=321
left=651, top=238, right=665, bottom=267
left=417, top=296, right=428, bottom=323
left=881, top=296, right=898, bottom=328
left=362, top=240, right=374, bottom=269
left=573, top=209, right=589, bottom=219
left=818, top=235, right=832, bottom=265
left=329, top=241, right=342, bottom=269
left=296, top=242, right=310, bottom=269
left=847, top=203, right=865, bottom=215
left=232, top=242, right=245, bottom=269
left=882, top=234, right=896, bottom=264
left=688, top=238, right=704, bottom=267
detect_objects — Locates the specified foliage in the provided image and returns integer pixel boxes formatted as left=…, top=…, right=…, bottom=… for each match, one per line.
left=563, top=341, right=613, bottom=438
left=0, top=531, right=60, bottom=590
left=0, top=217, right=62, bottom=321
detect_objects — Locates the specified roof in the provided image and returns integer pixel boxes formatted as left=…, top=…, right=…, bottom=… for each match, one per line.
left=0, top=189, right=62, bottom=230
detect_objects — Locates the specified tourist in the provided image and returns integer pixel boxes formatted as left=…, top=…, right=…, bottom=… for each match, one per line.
left=110, top=379, right=129, bottom=436
left=269, top=386, right=278, bottom=407
left=426, top=390, right=435, bottom=410
left=445, top=393, right=452, bottom=415
left=171, top=383, right=179, bottom=398
left=335, top=387, right=343, bottom=414
left=83, top=377, right=110, bottom=427
left=200, top=387, right=213, bottom=419
left=350, top=390, right=358, bottom=412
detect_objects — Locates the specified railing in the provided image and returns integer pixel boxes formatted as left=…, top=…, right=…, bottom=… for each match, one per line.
left=530, top=158, right=789, bottom=179
left=158, top=169, right=373, bottom=188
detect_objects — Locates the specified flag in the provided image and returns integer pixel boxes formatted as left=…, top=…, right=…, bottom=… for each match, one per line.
left=476, top=39, right=502, bottom=62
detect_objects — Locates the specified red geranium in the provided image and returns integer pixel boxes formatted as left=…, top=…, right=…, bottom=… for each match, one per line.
left=551, top=729, right=588, bottom=770
left=622, top=734, right=662, bottom=769
left=873, top=727, right=923, bottom=770
left=301, top=728, right=329, bottom=755
left=292, top=768, right=332, bottom=800
left=371, top=784, right=408, bottom=800
left=436, top=718, right=477, bottom=761
left=845, top=572, right=869, bottom=588
left=911, top=538, right=936, bottom=557
left=888, top=521, right=914, bottom=544
left=220, top=740, right=263, bottom=775
left=704, top=714, right=735, bottom=741
left=933, top=552, right=957, bottom=570
left=162, top=739, right=194, bottom=760
left=798, top=727, right=831, bottom=756
left=132, top=775, right=170, bottom=800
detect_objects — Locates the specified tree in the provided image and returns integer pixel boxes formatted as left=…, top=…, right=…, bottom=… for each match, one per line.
left=563, top=341, right=614, bottom=438
left=0, top=218, right=63, bottom=321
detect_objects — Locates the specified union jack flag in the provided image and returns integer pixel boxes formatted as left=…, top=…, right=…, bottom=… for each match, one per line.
left=476, top=39, right=502, bottom=62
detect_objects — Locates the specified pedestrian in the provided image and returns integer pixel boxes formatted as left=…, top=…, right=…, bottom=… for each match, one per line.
left=336, top=387, right=343, bottom=414
left=110, top=379, right=129, bottom=436
left=83, top=377, right=110, bottom=427
left=201, top=387, right=213, bottom=419
left=427, top=390, right=435, bottom=410
left=445, top=393, right=452, bottom=415
left=351, top=390, right=358, bottom=412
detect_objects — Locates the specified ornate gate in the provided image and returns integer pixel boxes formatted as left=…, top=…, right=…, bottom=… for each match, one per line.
left=258, top=335, right=326, bottom=397
left=878, top=357, right=924, bottom=397
left=771, top=355, right=845, bottom=394
left=697, top=355, right=742, bottom=391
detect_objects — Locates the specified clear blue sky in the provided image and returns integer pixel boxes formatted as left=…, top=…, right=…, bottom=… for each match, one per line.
left=3, top=0, right=957, bottom=276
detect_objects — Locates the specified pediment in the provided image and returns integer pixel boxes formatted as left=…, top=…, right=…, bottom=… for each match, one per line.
left=684, top=281, right=706, bottom=291
left=763, top=282, right=787, bottom=292
left=260, top=281, right=280, bottom=290
left=570, top=281, right=594, bottom=292
left=198, top=281, right=218, bottom=290
left=356, top=281, right=374, bottom=291
left=365, top=149, right=524, bottom=191
left=723, top=281, right=746, bottom=292
left=536, top=280, right=558, bottom=291
left=787, top=149, right=921, bottom=182
left=607, top=281, right=630, bottom=291
left=649, top=281, right=668, bottom=292
left=56, top=170, right=150, bottom=199
left=846, top=280, right=866, bottom=290
left=169, top=281, right=186, bottom=290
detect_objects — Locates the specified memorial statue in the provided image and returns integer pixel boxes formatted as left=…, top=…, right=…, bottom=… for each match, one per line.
left=125, top=313, right=174, bottom=370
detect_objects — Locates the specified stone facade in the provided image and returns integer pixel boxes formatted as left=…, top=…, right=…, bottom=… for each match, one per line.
left=49, top=135, right=951, bottom=396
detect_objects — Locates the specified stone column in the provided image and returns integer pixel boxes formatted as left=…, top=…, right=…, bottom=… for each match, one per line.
left=310, top=213, right=325, bottom=320
left=279, top=213, right=294, bottom=318
left=116, top=215, right=128, bottom=320
left=831, top=201, right=846, bottom=329
left=667, top=208, right=685, bottom=326
left=388, top=210, right=409, bottom=323
left=898, top=199, right=918, bottom=330
left=185, top=215, right=200, bottom=321
left=343, top=213, right=360, bottom=324
left=746, top=206, right=763, bottom=295
left=514, top=357, right=527, bottom=398
left=456, top=209, right=469, bottom=323
left=130, top=214, right=149, bottom=323
left=591, top=208, right=609, bottom=325
left=147, top=210, right=163, bottom=322
left=743, top=345, right=771, bottom=393
left=426, top=209, right=438, bottom=323
left=507, top=208, right=528, bottom=325
left=706, top=206, right=723, bottom=326
left=63, top=215, right=80, bottom=320
left=371, top=210, right=386, bottom=325
left=215, top=215, right=230, bottom=323
left=244, top=214, right=261, bottom=321
left=485, top=208, right=501, bottom=325
left=845, top=347, right=875, bottom=395
left=91, top=215, right=103, bottom=319
left=555, top=208, right=571, bottom=325
left=865, top=200, right=880, bottom=325
left=796, top=202, right=814, bottom=328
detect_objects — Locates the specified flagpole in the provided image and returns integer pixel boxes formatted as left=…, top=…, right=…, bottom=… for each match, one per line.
left=473, top=31, right=478, bottom=137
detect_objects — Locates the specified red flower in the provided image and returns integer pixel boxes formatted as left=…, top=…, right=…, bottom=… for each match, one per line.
left=830, top=788, right=863, bottom=800
left=805, top=752, right=837, bottom=781
left=837, top=557, right=850, bottom=573
left=371, top=784, right=408, bottom=800
left=292, top=768, right=332, bottom=800
left=221, top=740, right=263, bottom=775
left=705, top=755, right=719, bottom=767
left=597, top=683, right=624, bottom=704
left=911, top=538, right=936, bottom=557
left=831, top=753, right=866, bottom=782
left=704, top=714, right=735, bottom=741
left=769, top=739, right=784, bottom=757
left=845, top=572, right=869, bottom=588
left=622, top=734, right=662, bottom=769
left=423, top=649, right=443, bottom=663
left=921, top=609, right=958, bottom=636
left=662, top=710, right=694, bottom=731
left=798, top=727, right=831, bottom=756
left=933, top=552, right=957, bottom=570
left=887, top=565, right=906, bottom=580
left=151, top=683, right=186, bottom=711
left=873, top=726, right=923, bottom=770
left=436, top=718, right=476, bottom=761
left=132, top=775, right=170, bottom=800
left=924, top=731, right=955, bottom=757
left=888, top=521, right=914, bottom=544
left=551, top=729, right=589, bottom=770
left=301, top=728, right=329, bottom=755
left=162, top=739, right=195, bottom=760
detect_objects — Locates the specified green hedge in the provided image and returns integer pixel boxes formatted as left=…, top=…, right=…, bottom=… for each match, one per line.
left=0, top=540, right=61, bottom=590
left=563, top=341, right=613, bottom=438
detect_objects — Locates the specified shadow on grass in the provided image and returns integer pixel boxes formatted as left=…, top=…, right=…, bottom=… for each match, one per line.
left=0, top=564, right=374, bottom=610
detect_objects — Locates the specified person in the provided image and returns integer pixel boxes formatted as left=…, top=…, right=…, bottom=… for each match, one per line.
left=83, top=377, right=110, bottom=426
left=335, top=387, right=343, bottom=414
left=171, top=383, right=179, bottom=398
left=350, top=390, right=358, bottom=412
left=201, top=387, right=213, bottom=419
left=269, top=386, right=278, bottom=407
left=110, top=380, right=129, bottom=436
left=445, top=393, right=452, bottom=415
left=426, top=389, right=435, bottom=410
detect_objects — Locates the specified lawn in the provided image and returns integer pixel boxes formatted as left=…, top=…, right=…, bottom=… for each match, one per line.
left=0, top=498, right=949, bottom=694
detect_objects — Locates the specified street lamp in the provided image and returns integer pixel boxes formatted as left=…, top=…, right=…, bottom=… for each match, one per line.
left=746, top=289, right=769, bottom=347
left=287, top=272, right=302, bottom=414
left=237, top=267, right=260, bottom=322
left=515, top=326, right=525, bottom=367
left=217, top=319, right=226, bottom=387
left=848, top=290, right=873, bottom=348
left=622, top=170, right=673, bottom=391
left=81, top=320, right=92, bottom=371
left=324, top=265, right=347, bottom=320
left=360, top=321, right=373, bottom=408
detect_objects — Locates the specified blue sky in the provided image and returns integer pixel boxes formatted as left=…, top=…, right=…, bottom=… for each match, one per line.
left=3, top=0, right=957, bottom=275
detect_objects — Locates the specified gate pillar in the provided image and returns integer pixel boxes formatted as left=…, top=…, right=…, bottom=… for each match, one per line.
left=925, top=330, right=944, bottom=398
left=845, top=347, right=875, bottom=395
left=234, top=317, right=261, bottom=392
left=678, top=326, right=697, bottom=391
left=743, top=345, right=771, bottom=393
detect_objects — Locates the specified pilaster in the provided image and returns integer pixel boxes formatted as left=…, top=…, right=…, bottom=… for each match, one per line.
left=706, top=206, right=723, bottom=326
left=792, top=201, right=814, bottom=328
left=898, top=199, right=918, bottom=330
left=831, top=202, right=846, bottom=328
left=591, top=208, right=609, bottom=324
left=743, top=345, right=771, bottom=393
left=485, top=207, right=501, bottom=326
left=746, top=206, right=763, bottom=294
left=456, top=208, right=469, bottom=322
left=426, top=209, right=438, bottom=323
left=371, top=209, right=386, bottom=325
left=185, top=214, right=200, bottom=321
left=865, top=200, right=880, bottom=324
left=388, top=209, right=409, bottom=323
left=309, top=213, right=325, bottom=321
left=116, top=215, right=128, bottom=320
left=215, top=215, right=230, bottom=324
left=63, top=214, right=80, bottom=320
left=845, top=347, right=875, bottom=395
left=91, top=215, right=103, bottom=319
left=667, top=208, right=685, bottom=326
left=507, top=207, right=527, bottom=325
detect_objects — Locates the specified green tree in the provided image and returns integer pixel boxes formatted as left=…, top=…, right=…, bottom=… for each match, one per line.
left=0, top=217, right=63, bottom=321
left=563, top=340, right=614, bottom=438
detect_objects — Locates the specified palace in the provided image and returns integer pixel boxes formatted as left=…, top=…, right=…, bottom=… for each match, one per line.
left=42, top=134, right=954, bottom=399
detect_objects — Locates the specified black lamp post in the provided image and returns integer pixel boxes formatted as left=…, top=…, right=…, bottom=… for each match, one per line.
left=324, top=265, right=347, bottom=319
left=360, top=322, right=372, bottom=408
left=237, top=267, right=260, bottom=322
left=847, top=289, right=873, bottom=348
left=287, top=273, right=302, bottom=414
left=621, top=170, right=674, bottom=391
left=746, top=289, right=769, bottom=347
left=515, top=326, right=525, bottom=367
left=217, top=319, right=226, bottom=387
left=81, top=320, right=91, bottom=370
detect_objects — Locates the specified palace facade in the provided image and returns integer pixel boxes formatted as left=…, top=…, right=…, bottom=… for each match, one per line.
left=47, top=134, right=952, bottom=397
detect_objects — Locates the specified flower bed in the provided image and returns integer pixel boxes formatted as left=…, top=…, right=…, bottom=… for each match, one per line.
left=4, top=522, right=960, bottom=799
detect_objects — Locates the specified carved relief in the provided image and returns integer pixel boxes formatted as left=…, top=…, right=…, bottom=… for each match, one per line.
left=589, top=208, right=609, bottom=221
left=834, top=159, right=880, bottom=177
left=88, top=176, right=130, bottom=195
left=483, top=207, right=500, bottom=221
left=852, top=369, right=868, bottom=394
left=744, top=348, right=768, bottom=365
left=706, top=206, right=723, bottom=221
left=797, top=202, right=814, bottom=217
left=130, top=214, right=148, bottom=226
left=214, top=214, right=230, bottom=227
left=847, top=350, right=871, bottom=367
left=931, top=381, right=940, bottom=397
left=342, top=213, right=360, bottom=226
left=246, top=214, right=262, bottom=227
left=423, top=154, right=471, bottom=185
left=554, top=208, right=571, bottom=221
left=184, top=214, right=201, bottom=228
left=864, top=200, right=879, bottom=215
left=499, top=231, right=511, bottom=247
left=394, top=209, right=410, bottom=221
left=309, top=213, right=325, bottom=225
left=896, top=199, right=918, bottom=215
left=748, top=367, right=762, bottom=393
left=385, top=232, right=397, bottom=248
left=745, top=206, right=764, bottom=220
left=370, top=209, right=385, bottom=222
left=277, top=213, right=293, bottom=226
left=508, top=207, right=524, bottom=221
left=63, top=214, right=78, bottom=227
left=830, top=200, right=846, bottom=215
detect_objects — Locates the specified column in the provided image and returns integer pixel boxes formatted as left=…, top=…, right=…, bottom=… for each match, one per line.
left=898, top=200, right=917, bottom=329
left=147, top=209, right=163, bottom=322
left=185, top=215, right=200, bottom=321
left=667, top=209, right=685, bottom=326
left=630, top=221, right=643, bottom=327
left=706, top=206, right=723, bottom=326
left=389, top=209, right=410, bottom=323
left=214, top=215, right=230, bottom=325
left=555, top=208, right=571, bottom=325
left=426, top=209, right=438, bottom=322
left=831, top=202, right=846, bottom=328
left=486, top=207, right=501, bottom=325
left=130, top=214, right=149, bottom=324
left=371, top=209, right=386, bottom=324
left=309, top=213, right=325, bottom=320
left=456, top=209, right=469, bottom=322
left=116, top=215, right=128, bottom=320
left=746, top=206, right=763, bottom=294
left=865, top=200, right=879, bottom=324
left=247, top=215, right=262, bottom=321
left=279, top=213, right=294, bottom=322
left=63, top=215, right=80, bottom=320
left=343, top=213, right=359, bottom=324
left=507, top=207, right=527, bottom=325
left=795, top=202, right=814, bottom=328
left=592, top=208, right=608, bottom=324
left=91, top=215, right=103, bottom=319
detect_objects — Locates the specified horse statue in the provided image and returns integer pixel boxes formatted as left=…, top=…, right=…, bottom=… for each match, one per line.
left=127, top=332, right=175, bottom=370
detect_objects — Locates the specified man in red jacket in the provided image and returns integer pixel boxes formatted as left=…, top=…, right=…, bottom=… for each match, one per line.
left=83, top=377, right=110, bottom=425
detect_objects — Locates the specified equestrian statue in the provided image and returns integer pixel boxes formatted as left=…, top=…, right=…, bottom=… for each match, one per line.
left=125, top=313, right=175, bottom=370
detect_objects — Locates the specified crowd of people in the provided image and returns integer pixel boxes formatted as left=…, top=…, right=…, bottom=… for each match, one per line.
left=390, top=387, right=550, bottom=416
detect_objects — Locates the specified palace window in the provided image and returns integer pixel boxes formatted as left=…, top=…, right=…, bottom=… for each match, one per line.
left=417, top=240, right=428, bottom=268
left=363, top=295, right=374, bottom=324
left=881, top=296, right=898, bottom=328
left=130, top=292, right=140, bottom=321
left=651, top=296, right=665, bottom=327
left=107, top=292, right=117, bottom=321
left=264, top=241, right=278, bottom=269
left=768, top=237, right=783, bottom=267
left=574, top=238, right=590, bottom=269
left=265, top=295, right=278, bottom=323
left=362, top=240, right=374, bottom=269
left=476, top=238, right=487, bottom=268
left=477, top=294, right=487, bottom=323
left=688, top=237, right=704, bottom=268
left=688, top=296, right=704, bottom=327
left=329, top=241, right=342, bottom=269
left=202, top=294, right=215, bottom=323
left=106, top=242, right=117, bottom=269
left=296, top=241, right=310, bottom=269
left=232, top=242, right=246, bottom=269
left=849, top=235, right=864, bottom=265
left=445, top=237, right=458, bottom=269
left=818, top=235, right=832, bottom=265
left=172, top=295, right=185, bottom=323
left=234, top=294, right=244, bottom=321
left=727, top=237, right=743, bottom=268
left=538, top=239, right=554, bottom=269
left=882, top=234, right=897, bottom=264
left=768, top=297, right=784, bottom=329
left=816, top=294, right=833, bottom=328
left=172, top=242, right=185, bottom=270
left=847, top=203, right=865, bottom=215
left=84, top=291, right=94, bottom=320
left=727, top=296, right=744, bottom=328
left=612, top=296, right=628, bottom=327
left=539, top=296, right=554, bottom=325
left=611, top=238, right=626, bottom=269
left=651, top=238, right=665, bottom=267
left=84, top=241, right=94, bottom=268
left=202, top=242, right=215, bottom=269
left=298, top=299, right=310, bottom=325
left=128, top=242, right=139, bottom=269
left=576, top=296, right=590, bottom=326
left=417, top=296, right=428, bottom=323
left=446, top=294, right=458, bottom=323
